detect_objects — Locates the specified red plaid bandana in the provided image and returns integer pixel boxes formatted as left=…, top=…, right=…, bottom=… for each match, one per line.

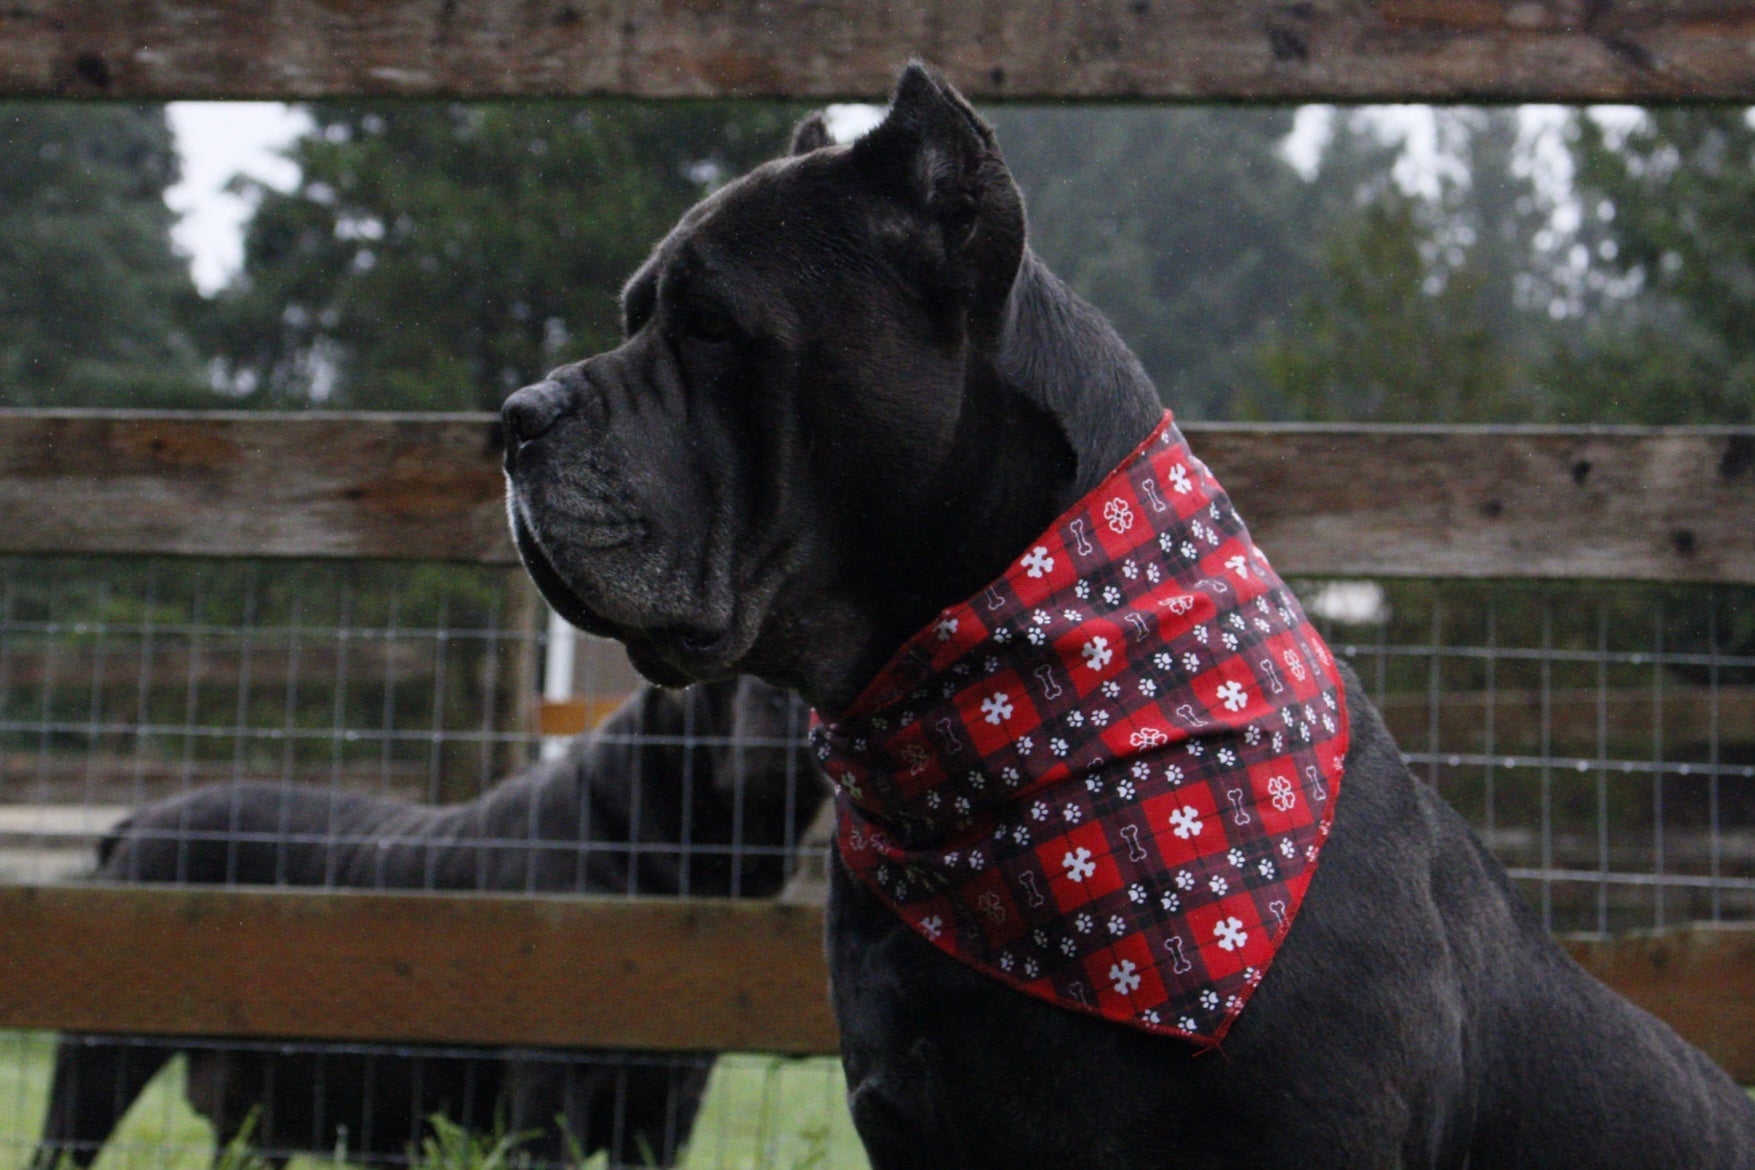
left=812, top=411, right=1348, bottom=1044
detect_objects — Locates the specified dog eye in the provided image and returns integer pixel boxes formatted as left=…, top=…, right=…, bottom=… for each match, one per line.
left=687, top=305, right=737, bottom=345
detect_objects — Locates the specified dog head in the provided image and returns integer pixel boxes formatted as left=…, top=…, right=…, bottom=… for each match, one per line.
left=504, top=64, right=1158, bottom=708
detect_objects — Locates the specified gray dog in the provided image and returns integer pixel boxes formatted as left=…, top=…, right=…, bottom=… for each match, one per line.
left=32, top=677, right=824, bottom=1170
left=500, top=64, right=1755, bottom=1169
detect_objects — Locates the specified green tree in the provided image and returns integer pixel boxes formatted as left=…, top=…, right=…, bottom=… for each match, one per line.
left=1253, top=110, right=1553, bottom=422
left=1551, top=107, right=1755, bottom=425
left=0, top=103, right=207, bottom=407
left=988, top=106, right=1324, bottom=419
left=210, top=101, right=801, bottom=411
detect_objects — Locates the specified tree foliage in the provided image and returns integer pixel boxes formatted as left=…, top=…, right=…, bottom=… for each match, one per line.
left=0, top=103, right=207, bottom=407
left=208, top=101, right=801, bottom=411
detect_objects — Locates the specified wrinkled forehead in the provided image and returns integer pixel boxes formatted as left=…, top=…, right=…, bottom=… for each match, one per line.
left=624, top=149, right=868, bottom=308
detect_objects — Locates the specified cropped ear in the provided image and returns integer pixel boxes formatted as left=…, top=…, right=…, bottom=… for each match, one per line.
left=791, top=111, right=833, bottom=154
left=851, top=62, right=1026, bottom=328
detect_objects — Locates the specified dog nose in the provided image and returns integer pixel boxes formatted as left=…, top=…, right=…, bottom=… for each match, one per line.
left=502, top=380, right=571, bottom=446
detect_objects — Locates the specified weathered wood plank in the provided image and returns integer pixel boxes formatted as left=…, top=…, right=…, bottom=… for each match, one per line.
left=0, top=411, right=512, bottom=564
left=2, top=1, right=1755, bottom=102
left=5, top=412, right=1753, bottom=584
left=1, top=884, right=1753, bottom=1078
left=0, top=885, right=840, bottom=1054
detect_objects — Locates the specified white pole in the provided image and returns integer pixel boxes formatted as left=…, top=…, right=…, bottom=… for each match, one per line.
left=540, top=606, right=576, bottom=760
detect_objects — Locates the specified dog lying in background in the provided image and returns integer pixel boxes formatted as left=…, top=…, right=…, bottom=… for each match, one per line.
left=31, top=677, right=827, bottom=1170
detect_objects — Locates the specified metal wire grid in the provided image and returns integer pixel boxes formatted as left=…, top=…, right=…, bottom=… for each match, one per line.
left=1, top=557, right=1751, bottom=1170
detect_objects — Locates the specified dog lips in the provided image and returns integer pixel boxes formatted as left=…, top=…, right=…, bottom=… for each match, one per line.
left=814, top=410, right=1348, bottom=1045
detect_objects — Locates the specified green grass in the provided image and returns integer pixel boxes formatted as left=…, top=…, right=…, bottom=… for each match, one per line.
left=0, top=1035, right=868, bottom=1170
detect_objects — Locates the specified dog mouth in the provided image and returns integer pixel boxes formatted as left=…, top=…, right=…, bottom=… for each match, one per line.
left=507, top=496, right=751, bottom=686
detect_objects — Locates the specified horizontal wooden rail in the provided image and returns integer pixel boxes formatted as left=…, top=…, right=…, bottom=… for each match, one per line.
left=2, top=885, right=1754, bottom=1079
left=3, top=411, right=1752, bottom=584
left=0, top=886, right=839, bottom=1055
left=4, top=1, right=1755, bottom=102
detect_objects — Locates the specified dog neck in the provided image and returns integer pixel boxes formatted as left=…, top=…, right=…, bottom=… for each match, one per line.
left=813, top=413, right=1348, bottom=1042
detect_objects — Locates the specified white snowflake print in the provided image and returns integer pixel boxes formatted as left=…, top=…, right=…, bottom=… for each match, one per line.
left=1152, top=651, right=1174, bottom=672
left=1168, top=805, right=1204, bottom=839
left=1103, top=497, right=1134, bottom=534
left=1122, top=559, right=1139, bottom=580
left=1081, top=636, right=1114, bottom=672
left=981, top=691, right=1014, bottom=725
left=1017, top=734, right=1035, bottom=755
left=1267, top=775, right=1296, bottom=812
left=1075, top=912, right=1094, bottom=934
left=1102, top=585, right=1123, bottom=607
left=1138, top=678, right=1158, bottom=698
left=1063, top=802, right=1083, bottom=823
left=1020, top=546, right=1055, bottom=578
left=1066, top=709, right=1086, bottom=728
left=1060, top=937, right=1078, bottom=957
left=1110, top=960, right=1142, bottom=996
left=1101, top=680, right=1122, bottom=699
left=1164, top=763, right=1184, bottom=784
left=1032, top=608, right=1052, bottom=626
left=1199, top=989, right=1220, bottom=1011
left=1182, top=652, right=1201, bottom=673
left=920, top=915, right=944, bottom=940
left=1146, top=564, right=1162, bottom=584
left=1074, top=579, right=1091, bottom=600
left=1117, top=779, right=1135, bottom=800
left=1209, top=875, right=1229, bottom=896
left=1258, top=859, right=1277, bottom=880
left=1215, top=680, right=1249, bottom=712
left=1091, top=710, right=1111, bottom=727
left=1279, top=838, right=1297, bottom=860
left=1174, top=869, right=1196, bottom=891
left=1168, top=463, right=1193, bottom=494
left=1107, top=915, right=1128, bottom=937
left=1063, top=847, right=1097, bottom=882
left=1214, top=917, right=1249, bottom=952
left=1128, top=883, right=1148, bottom=904
left=1031, top=800, right=1050, bottom=822
left=935, top=617, right=959, bottom=641
left=1227, top=847, right=1247, bottom=868
left=1050, top=737, right=1070, bottom=757
left=1221, top=632, right=1239, bottom=651
left=1217, top=746, right=1238, bottom=768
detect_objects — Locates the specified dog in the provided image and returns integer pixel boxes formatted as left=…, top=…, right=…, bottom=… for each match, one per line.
left=499, top=63, right=1755, bottom=1169
left=31, top=677, right=826, bottom=1170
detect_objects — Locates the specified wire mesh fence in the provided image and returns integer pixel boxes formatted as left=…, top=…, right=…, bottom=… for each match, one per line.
left=1, top=554, right=1751, bottom=1169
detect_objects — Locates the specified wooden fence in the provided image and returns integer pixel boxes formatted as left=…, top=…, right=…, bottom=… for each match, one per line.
left=1, top=410, right=1754, bottom=1073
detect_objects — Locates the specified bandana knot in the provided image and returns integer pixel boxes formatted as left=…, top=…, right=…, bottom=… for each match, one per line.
left=812, top=412, right=1349, bottom=1044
